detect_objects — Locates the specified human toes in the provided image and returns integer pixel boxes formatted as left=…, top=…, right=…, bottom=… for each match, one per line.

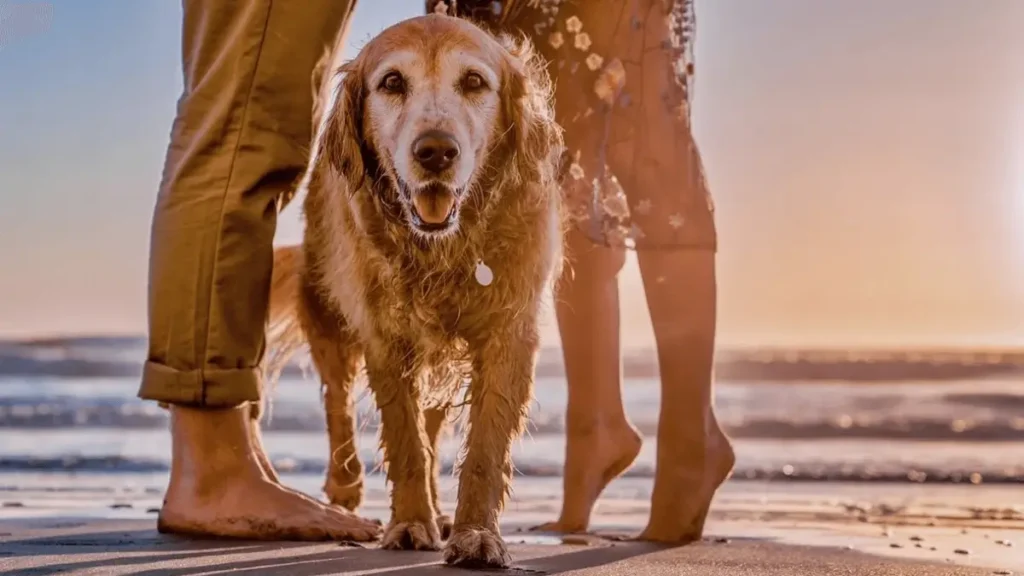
left=639, top=502, right=711, bottom=544
left=528, top=520, right=581, bottom=534
left=322, top=506, right=383, bottom=542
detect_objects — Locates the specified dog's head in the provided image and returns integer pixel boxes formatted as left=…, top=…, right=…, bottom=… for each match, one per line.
left=319, top=14, right=560, bottom=239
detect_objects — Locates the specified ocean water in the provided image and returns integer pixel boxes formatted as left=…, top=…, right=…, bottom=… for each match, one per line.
left=2, top=372, right=1024, bottom=486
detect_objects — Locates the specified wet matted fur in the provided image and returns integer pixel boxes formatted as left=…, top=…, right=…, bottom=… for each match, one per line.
left=267, top=15, right=564, bottom=568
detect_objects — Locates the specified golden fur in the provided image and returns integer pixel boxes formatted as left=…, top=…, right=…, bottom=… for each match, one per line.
left=267, top=14, right=564, bottom=568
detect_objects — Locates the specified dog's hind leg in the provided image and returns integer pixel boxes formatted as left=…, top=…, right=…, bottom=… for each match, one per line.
left=315, top=339, right=364, bottom=511
left=443, top=329, right=538, bottom=568
left=298, top=284, right=366, bottom=512
left=424, top=405, right=452, bottom=539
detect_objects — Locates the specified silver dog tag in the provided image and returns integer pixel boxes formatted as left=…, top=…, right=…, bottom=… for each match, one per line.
left=474, top=260, right=494, bottom=286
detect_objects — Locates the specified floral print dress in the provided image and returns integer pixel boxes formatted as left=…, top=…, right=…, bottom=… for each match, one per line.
left=432, top=0, right=717, bottom=251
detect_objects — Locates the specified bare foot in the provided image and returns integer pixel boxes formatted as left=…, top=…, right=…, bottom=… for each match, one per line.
left=160, top=475, right=381, bottom=541
left=158, top=405, right=381, bottom=542
left=531, top=421, right=642, bottom=533
left=638, top=421, right=735, bottom=544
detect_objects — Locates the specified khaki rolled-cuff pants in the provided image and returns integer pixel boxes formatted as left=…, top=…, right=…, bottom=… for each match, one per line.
left=139, top=0, right=355, bottom=408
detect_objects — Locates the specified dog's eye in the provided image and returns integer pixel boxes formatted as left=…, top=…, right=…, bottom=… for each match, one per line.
left=379, top=72, right=406, bottom=94
left=461, top=71, right=487, bottom=92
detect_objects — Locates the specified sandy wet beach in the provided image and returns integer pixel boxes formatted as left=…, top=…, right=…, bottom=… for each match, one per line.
left=0, top=521, right=1005, bottom=576
left=1, top=476, right=1021, bottom=575
left=2, top=349, right=1022, bottom=573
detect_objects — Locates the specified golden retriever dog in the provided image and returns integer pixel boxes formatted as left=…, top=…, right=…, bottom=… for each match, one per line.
left=267, top=14, right=564, bottom=568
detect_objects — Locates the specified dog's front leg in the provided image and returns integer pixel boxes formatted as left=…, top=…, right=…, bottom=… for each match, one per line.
left=365, top=343, right=441, bottom=551
left=443, top=329, right=537, bottom=568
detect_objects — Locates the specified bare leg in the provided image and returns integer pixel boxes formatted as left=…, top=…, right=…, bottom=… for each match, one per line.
left=636, top=251, right=734, bottom=543
left=534, top=230, right=642, bottom=533
left=159, top=405, right=379, bottom=541
left=604, top=0, right=734, bottom=542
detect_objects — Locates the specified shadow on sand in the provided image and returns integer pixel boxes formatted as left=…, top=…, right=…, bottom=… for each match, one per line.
left=2, top=522, right=990, bottom=575
left=0, top=527, right=673, bottom=575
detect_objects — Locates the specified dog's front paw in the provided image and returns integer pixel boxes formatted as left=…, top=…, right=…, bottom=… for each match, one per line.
left=381, top=519, right=442, bottom=551
left=443, top=526, right=511, bottom=568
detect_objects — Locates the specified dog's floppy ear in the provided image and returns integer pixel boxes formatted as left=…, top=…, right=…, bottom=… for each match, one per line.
left=498, top=34, right=563, bottom=186
left=319, top=59, right=369, bottom=193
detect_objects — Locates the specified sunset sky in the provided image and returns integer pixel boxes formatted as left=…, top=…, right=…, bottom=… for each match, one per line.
left=1, top=0, right=1022, bottom=348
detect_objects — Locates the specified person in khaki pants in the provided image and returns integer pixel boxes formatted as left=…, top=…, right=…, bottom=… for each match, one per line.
left=139, top=0, right=380, bottom=540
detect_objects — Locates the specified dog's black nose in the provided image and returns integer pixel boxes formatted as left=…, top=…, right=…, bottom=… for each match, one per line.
left=412, top=130, right=460, bottom=173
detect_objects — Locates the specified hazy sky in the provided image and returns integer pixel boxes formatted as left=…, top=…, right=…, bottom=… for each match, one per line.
left=1, top=0, right=1023, bottom=348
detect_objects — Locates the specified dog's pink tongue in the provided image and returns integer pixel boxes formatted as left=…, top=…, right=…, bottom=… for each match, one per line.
left=412, top=191, right=455, bottom=224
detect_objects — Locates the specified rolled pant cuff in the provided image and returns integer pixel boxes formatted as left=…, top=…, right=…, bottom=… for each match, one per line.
left=138, top=361, right=261, bottom=408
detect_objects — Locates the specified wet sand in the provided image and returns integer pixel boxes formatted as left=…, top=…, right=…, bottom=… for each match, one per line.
left=2, top=479, right=1021, bottom=575
left=0, top=520, right=1003, bottom=576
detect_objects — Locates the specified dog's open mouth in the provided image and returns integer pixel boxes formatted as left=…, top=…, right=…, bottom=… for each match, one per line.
left=402, top=181, right=460, bottom=232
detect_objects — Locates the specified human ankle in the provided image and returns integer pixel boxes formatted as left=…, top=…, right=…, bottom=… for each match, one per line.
left=169, top=405, right=261, bottom=486
left=565, top=409, right=632, bottom=433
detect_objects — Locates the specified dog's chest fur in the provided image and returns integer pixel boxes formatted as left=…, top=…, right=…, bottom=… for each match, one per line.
left=371, top=250, right=492, bottom=348
left=306, top=168, right=558, bottom=365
